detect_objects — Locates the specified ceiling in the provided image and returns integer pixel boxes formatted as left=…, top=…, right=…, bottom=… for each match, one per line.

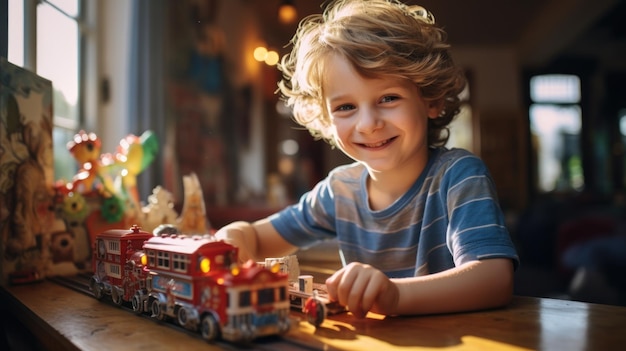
left=250, top=0, right=626, bottom=69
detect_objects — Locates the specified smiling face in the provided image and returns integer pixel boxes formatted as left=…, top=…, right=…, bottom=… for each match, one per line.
left=324, top=54, right=441, bottom=179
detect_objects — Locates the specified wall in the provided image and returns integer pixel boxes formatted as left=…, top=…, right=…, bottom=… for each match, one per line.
left=453, top=46, right=529, bottom=211
left=453, top=46, right=522, bottom=111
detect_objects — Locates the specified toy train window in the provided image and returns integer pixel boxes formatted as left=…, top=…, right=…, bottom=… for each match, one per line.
left=157, top=251, right=170, bottom=269
left=239, top=291, right=251, bottom=307
left=108, top=240, right=120, bottom=254
left=147, top=250, right=155, bottom=266
left=172, top=254, right=189, bottom=273
left=258, top=288, right=274, bottom=305
left=97, top=240, right=106, bottom=258
left=107, top=263, right=121, bottom=278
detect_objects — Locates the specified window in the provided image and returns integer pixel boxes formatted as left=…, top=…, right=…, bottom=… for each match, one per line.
left=147, top=250, right=156, bottom=266
left=257, top=288, right=275, bottom=305
left=107, top=263, right=121, bottom=278
left=239, top=291, right=251, bottom=307
left=529, top=74, right=583, bottom=192
left=157, top=251, right=170, bottom=269
left=107, top=239, right=120, bottom=254
left=172, top=253, right=189, bottom=273
left=8, top=0, right=83, bottom=182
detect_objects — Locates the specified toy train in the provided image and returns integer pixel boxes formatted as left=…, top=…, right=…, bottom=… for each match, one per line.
left=89, top=225, right=291, bottom=342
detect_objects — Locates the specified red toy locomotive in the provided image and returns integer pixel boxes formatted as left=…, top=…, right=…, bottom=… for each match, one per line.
left=90, top=225, right=291, bottom=342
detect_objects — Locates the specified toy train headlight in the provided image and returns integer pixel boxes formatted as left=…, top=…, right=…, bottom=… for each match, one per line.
left=140, top=253, right=147, bottom=266
left=230, top=264, right=240, bottom=276
left=270, top=262, right=281, bottom=273
left=199, top=257, right=211, bottom=273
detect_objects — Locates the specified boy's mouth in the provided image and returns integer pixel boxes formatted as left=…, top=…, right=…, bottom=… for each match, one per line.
left=360, top=137, right=397, bottom=148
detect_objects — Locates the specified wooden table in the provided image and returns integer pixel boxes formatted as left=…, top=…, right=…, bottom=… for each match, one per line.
left=2, top=278, right=626, bottom=351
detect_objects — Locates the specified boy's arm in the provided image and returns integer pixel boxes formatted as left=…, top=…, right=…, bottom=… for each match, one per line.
left=326, top=258, right=514, bottom=317
left=391, top=258, right=514, bottom=315
left=214, top=218, right=298, bottom=262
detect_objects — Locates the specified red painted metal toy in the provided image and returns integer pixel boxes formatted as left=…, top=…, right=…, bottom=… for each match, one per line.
left=90, top=225, right=290, bottom=342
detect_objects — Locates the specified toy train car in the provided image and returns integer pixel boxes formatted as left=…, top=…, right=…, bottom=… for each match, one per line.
left=287, top=275, right=346, bottom=327
left=262, top=256, right=347, bottom=327
left=90, top=225, right=291, bottom=342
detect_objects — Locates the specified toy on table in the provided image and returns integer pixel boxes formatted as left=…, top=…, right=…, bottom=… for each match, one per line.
left=65, top=131, right=110, bottom=194
left=141, top=186, right=179, bottom=233
left=65, top=130, right=158, bottom=197
left=90, top=225, right=291, bottom=343
left=55, top=130, right=160, bottom=254
left=110, top=130, right=159, bottom=206
left=263, top=256, right=346, bottom=327
left=177, top=172, right=210, bottom=234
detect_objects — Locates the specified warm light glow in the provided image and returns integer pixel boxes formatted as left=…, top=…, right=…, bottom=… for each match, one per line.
left=278, top=3, right=298, bottom=24
left=231, top=265, right=240, bottom=276
left=253, top=46, right=280, bottom=66
left=254, top=46, right=268, bottom=62
left=265, top=50, right=280, bottom=66
left=270, top=262, right=281, bottom=273
left=140, top=254, right=147, bottom=266
left=200, top=257, right=211, bottom=273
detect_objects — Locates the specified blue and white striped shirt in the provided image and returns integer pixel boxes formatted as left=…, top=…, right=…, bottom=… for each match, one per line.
left=270, top=147, right=519, bottom=278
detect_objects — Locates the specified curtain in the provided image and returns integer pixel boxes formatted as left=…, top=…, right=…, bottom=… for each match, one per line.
left=127, top=0, right=167, bottom=201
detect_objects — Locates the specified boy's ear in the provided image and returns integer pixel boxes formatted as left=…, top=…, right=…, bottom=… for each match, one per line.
left=427, top=99, right=445, bottom=119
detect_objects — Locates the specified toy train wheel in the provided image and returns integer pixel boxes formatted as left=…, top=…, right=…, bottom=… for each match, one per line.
left=200, top=314, right=219, bottom=341
left=304, top=297, right=327, bottom=327
left=151, top=299, right=166, bottom=321
left=111, top=288, right=123, bottom=305
left=132, top=293, right=143, bottom=313
left=177, top=307, right=189, bottom=328
left=90, top=277, right=104, bottom=300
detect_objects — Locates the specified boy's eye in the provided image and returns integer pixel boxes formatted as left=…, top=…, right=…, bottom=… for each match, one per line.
left=380, top=95, right=399, bottom=103
left=335, top=104, right=355, bottom=112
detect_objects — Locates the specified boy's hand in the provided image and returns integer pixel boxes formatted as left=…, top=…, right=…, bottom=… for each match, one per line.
left=213, top=224, right=254, bottom=263
left=325, top=262, right=399, bottom=318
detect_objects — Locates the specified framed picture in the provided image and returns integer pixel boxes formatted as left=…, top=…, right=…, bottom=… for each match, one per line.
left=0, top=57, right=56, bottom=285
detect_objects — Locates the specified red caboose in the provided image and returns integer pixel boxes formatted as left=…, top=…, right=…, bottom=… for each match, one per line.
left=90, top=225, right=153, bottom=307
left=143, top=234, right=290, bottom=342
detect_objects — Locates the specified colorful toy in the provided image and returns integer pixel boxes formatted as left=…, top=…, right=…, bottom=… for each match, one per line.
left=64, top=130, right=158, bottom=199
left=110, top=130, right=159, bottom=206
left=140, top=186, right=179, bottom=233
left=90, top=225, right=291, bottom=342
left=177, top=173, right=210, bottom=234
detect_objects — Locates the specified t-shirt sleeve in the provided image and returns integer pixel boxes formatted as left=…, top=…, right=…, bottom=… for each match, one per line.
left=269, top=177, right=338, bottom=249
left=443, top=153, right=520, bottom=270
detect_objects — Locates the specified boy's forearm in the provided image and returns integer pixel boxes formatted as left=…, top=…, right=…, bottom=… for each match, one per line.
left=388, top=258, right=514, bottom=315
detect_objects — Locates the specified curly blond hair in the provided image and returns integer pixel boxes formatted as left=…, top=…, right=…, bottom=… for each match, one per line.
left=278, top=0, right=467, bottom=147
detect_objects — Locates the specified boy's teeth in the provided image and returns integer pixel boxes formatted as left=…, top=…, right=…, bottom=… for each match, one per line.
left=366, top=140, right=388, bottom=147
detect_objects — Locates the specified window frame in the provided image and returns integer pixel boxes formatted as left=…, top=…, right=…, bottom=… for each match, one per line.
left=8, top=0, right=93, bottom=181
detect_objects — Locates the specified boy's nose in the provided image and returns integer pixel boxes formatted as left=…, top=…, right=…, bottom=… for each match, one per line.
left=355, top=110, right=383, bottom=133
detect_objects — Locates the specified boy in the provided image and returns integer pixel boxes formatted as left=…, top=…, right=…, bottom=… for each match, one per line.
left=215, top=0, right=519, bottom=318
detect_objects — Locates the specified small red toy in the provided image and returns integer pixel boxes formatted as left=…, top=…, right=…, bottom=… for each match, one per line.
left=90, top=225, right=291, bottom=342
